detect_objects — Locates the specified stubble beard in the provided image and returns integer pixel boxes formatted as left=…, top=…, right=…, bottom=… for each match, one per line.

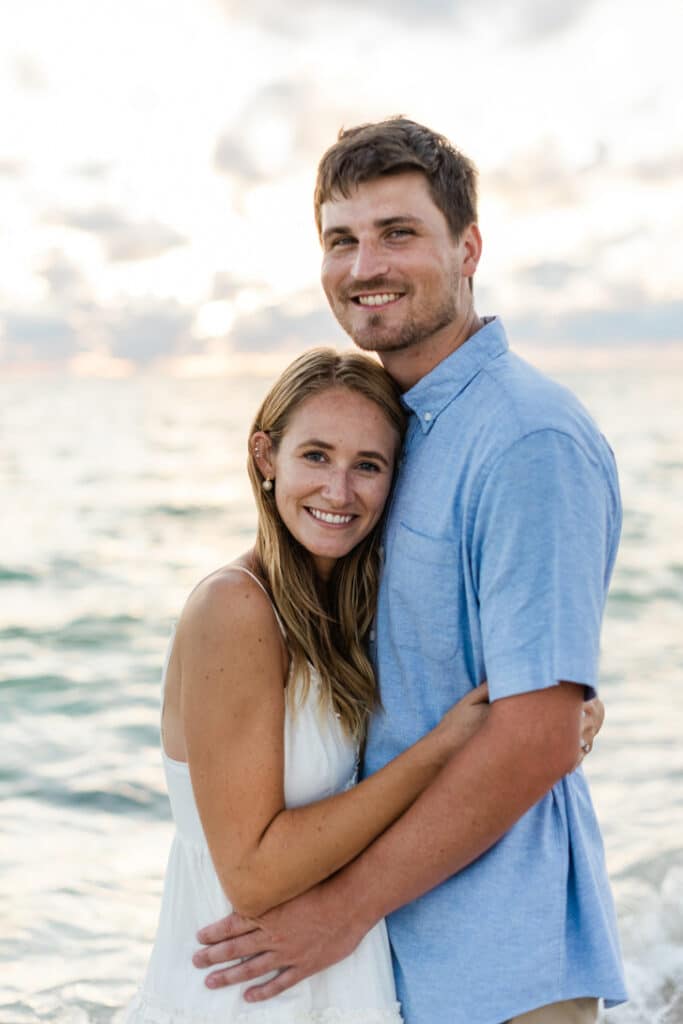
left=341, top=291, right=461, bottom=354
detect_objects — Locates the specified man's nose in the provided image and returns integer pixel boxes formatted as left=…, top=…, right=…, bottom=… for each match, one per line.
left=351, top=239, right=389, bottom=282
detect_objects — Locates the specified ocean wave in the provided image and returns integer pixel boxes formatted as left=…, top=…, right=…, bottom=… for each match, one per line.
left=146, top=503, right=226, bottom=519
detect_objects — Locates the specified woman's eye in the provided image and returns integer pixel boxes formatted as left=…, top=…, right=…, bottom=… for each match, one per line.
left=357, top=461, right=381, bottom=473
left=303, top=451, right=326, bottom=463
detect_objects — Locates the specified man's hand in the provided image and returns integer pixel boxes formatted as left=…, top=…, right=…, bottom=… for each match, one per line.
left=192, top=878, right=367, bottom=1001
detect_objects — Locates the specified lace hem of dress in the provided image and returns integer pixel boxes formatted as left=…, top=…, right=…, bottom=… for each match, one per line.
left=124, top=989, right=403, bottom=1024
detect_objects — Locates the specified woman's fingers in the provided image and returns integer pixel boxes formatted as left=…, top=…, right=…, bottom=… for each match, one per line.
left=575, top=698, right=606, bottom=768
left=580, top=699, right=604, bottom=751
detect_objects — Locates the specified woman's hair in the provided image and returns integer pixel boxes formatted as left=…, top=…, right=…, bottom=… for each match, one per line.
left=247, top=348, right=407, bottom=739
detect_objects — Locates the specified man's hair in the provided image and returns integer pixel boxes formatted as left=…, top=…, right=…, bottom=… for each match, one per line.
left=314, top=116, right=478, bottom=240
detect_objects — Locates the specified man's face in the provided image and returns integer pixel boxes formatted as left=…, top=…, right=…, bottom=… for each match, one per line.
left=319, top=171, right=473, bottom=361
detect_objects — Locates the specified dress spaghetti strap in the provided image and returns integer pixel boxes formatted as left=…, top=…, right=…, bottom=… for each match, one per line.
left=227, top=565, right=287, bottom=640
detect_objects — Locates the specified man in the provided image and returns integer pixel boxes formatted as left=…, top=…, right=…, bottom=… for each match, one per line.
left=193, top=119, right=627, bottom=1023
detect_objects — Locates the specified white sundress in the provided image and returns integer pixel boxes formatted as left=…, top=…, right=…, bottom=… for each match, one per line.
left=124, top=568, right=402, bottom=1023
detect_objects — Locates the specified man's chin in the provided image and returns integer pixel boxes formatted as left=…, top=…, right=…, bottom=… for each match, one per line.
left=350, top=329, right=415, bottom=353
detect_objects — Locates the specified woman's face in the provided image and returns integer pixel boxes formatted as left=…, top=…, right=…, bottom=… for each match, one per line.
left=257, top=387, right=400, bottom=579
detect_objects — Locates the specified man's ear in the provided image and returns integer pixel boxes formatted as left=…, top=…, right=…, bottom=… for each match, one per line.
left=461, top=223, right=482, bottom=281
left=251, top=431, right=276, bottom=480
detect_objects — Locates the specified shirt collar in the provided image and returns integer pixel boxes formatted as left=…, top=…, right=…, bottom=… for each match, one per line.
left=402, top=317, right=509, bottom=433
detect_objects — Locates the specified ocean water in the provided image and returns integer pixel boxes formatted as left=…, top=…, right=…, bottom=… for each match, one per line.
left=2, top=348, right=682, bottom=1024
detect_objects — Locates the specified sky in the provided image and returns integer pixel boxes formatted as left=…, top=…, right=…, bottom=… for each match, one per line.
left=2, top=0, right=681, bottom=375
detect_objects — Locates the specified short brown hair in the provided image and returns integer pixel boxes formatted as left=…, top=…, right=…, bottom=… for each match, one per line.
left=314, top=116, right=478, bottom=241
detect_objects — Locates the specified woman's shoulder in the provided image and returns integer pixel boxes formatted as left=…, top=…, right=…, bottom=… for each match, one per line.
left=178, top=559, right=283, bottom=648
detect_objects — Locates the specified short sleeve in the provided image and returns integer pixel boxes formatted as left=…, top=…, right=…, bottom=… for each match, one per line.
left=471, top=429, right=618, bottom=701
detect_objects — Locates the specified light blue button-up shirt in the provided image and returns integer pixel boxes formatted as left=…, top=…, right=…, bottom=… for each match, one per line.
left=363, top=319, right=627, bottom=1024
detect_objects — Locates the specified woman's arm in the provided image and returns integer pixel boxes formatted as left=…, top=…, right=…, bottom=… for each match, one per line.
left=178, top=571, right=488, bottom=919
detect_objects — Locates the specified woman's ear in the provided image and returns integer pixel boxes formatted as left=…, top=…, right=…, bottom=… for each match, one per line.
left=251, top=431, right=276, bottom=481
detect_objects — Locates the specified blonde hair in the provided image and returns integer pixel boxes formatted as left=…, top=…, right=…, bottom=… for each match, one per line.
left=248, top=348, right=406, bottom=739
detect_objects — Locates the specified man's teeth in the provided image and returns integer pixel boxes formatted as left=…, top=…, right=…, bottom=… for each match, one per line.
left=309, top=509, right=354, bottom=525
left=357, top=293, right=401, bottom=306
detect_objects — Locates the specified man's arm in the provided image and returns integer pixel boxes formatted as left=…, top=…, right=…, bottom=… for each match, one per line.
left=193, top=680, right=583, bottom=999
left=194, top=428, right=617, bottom=998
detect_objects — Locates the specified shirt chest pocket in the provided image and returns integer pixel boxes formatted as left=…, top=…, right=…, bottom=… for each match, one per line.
left=387, top=522, right=461, bottom=664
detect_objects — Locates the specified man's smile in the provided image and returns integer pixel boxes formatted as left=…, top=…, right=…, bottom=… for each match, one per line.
left=353, top=292, right=404, bottom=307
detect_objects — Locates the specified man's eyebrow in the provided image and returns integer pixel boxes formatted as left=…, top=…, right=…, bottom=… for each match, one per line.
left=295, top=439, right=391, bottom=467
left=322, top=225, right=353, bottom=241
left=322, top=215, right=424, bottom=241
left=374, top=215, right=424, bottom=229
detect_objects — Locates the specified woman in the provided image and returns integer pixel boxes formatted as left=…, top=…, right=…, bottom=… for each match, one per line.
left=125, top=349, right=602, bottom=1023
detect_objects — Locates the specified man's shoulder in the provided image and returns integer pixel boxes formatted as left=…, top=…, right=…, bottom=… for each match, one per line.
left=475, top=348, right=605, bottom=451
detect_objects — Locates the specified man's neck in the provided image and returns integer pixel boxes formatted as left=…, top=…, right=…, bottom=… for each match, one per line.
left=379, top=309, right=484, bottom=392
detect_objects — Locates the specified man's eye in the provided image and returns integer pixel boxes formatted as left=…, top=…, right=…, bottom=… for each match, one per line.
left=331, top=236, right=355, bottom=248
left=388, top=228, right=413, bottom=239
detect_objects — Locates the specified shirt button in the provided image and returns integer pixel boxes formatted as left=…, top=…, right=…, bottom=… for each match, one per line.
left=424, top=411, right=432, bottom=422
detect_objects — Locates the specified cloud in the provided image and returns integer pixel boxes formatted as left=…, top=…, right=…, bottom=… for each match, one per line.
left=211, top=273, right=260, bottom=301
left=103, top=300, right=196, bottom=364
left=488, top=0, right=595, bottom=41
left=38, top=250, right=87, bottom=300
left=1, top=311, right=78, bottom=362
left=214, top=134, right=268, bottom=185
left=486, top=142, right=604, bottom=210
left=0, top=159, right=25, bottom=178
left=12, top=55, right=47, bottom=91
left=230, top=296, right=347, bottom=352
left=516, top=261, right=583, bottom=290
left=45, top=205, right=186, bottom=262
left=217, top=0, right=593, bottom=39
left=72, top=161, right=113, bottom=180
left=509, top=300, right=683, bottom=344
left=1, top=293, right=199, bottom=368
left=628, top=153, right=683, bottom=185
left=218, top=0, right=453, bottom=32
left=214, top=78, right=358, bottom=192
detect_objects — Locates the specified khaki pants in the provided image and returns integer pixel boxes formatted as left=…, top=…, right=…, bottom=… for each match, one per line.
left=506, top=997, right=599, bottom=1023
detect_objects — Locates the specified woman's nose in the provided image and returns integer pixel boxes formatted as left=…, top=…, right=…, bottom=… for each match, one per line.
left=321, top=468, right=352, bottom=505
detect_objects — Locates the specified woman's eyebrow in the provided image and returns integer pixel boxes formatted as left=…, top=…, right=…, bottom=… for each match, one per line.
left=296, top=439, right=390, bottom=467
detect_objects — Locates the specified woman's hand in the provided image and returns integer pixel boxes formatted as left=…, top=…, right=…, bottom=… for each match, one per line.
left=575, top=696, right=605, bottom=769
left=432, top=682, right=490, bottom=756
left=432, top=686, right=604, bottom=772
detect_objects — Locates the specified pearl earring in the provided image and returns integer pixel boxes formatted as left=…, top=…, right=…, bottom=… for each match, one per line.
left=262, top=478, right=273, bottom=492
